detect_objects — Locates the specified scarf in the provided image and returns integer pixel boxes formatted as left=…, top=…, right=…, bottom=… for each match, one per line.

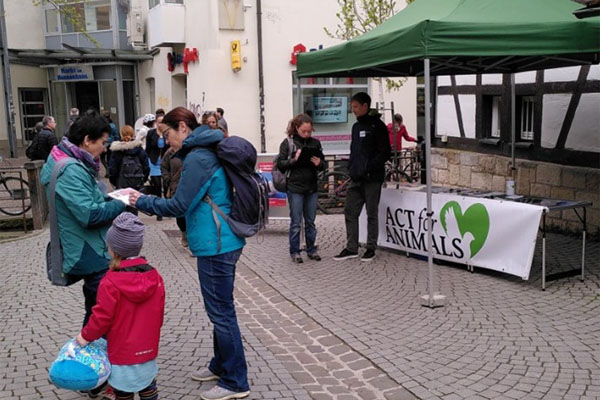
left=59, top=137, right=101, bottom=175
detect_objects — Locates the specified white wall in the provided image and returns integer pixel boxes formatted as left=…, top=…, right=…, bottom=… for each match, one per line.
left=141, top=0, right=415, bottom=153
left=6, top=0, right=45, bottom=49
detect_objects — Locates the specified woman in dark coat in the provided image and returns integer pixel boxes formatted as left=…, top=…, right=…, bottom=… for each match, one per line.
left=276, top=114, right=326, bottom=263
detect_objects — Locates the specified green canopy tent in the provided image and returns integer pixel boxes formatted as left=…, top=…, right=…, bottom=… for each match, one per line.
left=296, top=0, right=600, bottom=307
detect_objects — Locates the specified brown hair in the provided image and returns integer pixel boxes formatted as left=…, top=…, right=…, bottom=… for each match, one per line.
left=120, top=125, right=135, bottom=142
left=286, top=114, right=313, bottom=137
left=201, top=111, right=215, bottom=126
left=163, top=107, right=199, bottom=131
left=109, top=253, right=124, bottom=271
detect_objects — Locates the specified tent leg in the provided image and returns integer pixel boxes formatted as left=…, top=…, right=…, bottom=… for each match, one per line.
left=510, top=73, right=516, bottom=182
left=421, top=58, right=445, bottom=309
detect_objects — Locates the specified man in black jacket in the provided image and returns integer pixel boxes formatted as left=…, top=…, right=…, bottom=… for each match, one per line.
left=334, top=92, right=391, bottom=262
left=34, top=116, right=58, bottom=161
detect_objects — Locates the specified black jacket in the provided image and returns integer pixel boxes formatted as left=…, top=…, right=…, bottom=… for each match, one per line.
left=36, top=128, right=58, bottom=161
left=108, top=139, right=150, bottom=188
left=276, top=134, right=326, bottom=194
left=145, top=128, right=169, bottom=164
left=348, top=110, right=391, bottom=182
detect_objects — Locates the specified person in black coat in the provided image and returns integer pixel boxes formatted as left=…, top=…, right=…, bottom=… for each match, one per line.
left=277, top=114, right=326, bottom=263
left=36, top=116, right=59, bottom=161
left=108, top=125, right=150, bottom=190
left=334, top=92, right=391, bottom=262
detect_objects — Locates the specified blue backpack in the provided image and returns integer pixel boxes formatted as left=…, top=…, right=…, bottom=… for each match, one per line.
left=204, top=136, right=269, bottom=250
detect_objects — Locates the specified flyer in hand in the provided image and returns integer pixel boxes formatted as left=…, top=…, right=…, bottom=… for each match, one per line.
left=108, top=188, right=135, bottom=206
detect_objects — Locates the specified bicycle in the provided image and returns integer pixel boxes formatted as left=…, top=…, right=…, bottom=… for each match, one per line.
left=0, top=157, right=31, bottom=216
left=317, top=167, right=351, bottom=214
left=385, top=145, right=423, bottom=183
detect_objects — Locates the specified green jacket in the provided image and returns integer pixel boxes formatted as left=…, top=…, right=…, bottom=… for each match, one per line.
left=41, top=146, right=125, bottom=275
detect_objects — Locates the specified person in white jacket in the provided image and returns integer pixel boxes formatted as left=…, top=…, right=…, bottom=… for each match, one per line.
left=135, top=114, right=156, bottom=150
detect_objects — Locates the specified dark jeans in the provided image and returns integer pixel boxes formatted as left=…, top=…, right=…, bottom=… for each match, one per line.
left=176, top=216, right=186, bottom=232
left=149, top=176, right=162, bottom=198
left=66, top=269, right=107, bottom=328
left=196, top=249, right=249, bottom=393
left=344, top=181, right=382, bottom=252
left=287, top=191, right=318, bottom=255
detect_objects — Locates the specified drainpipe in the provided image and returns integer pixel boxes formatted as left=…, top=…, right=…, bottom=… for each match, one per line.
left=112, top=0, right=125, bottom=128
left=0, top=0, right=17, bottom=158
left=256, top=0, right=266, bottom=152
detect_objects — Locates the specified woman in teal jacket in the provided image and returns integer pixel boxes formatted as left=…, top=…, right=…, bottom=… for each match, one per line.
left=129, top=107, right=250, bottom=400
left=41, top=113, right=125, bottom=327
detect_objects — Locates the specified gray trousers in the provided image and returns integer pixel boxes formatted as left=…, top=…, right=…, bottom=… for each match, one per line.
left=344, top=181, right=382, bottom=252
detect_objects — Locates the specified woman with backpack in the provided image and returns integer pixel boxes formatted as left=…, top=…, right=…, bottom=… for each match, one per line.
left=277, top=114, right=326, bottom=264
left=128, top=107, right=251, bottom=400
left=108, top=125, right=150, bottom=191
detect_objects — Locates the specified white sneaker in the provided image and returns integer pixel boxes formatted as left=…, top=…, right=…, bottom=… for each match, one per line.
left=191, top=367, right=219, bottom=382
left=200, top=385, right=250, bottom=400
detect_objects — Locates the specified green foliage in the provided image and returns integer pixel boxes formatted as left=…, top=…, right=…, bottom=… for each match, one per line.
left=32, top=0, right=100, bottom=47
left=324, top=0, right=413, bottom=91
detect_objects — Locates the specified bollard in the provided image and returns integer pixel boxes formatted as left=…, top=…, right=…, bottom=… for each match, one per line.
left=24, top=160, right=46, bottom=230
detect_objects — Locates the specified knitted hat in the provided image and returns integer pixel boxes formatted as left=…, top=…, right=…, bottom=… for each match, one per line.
left=106, top=212, right=145, bottom=259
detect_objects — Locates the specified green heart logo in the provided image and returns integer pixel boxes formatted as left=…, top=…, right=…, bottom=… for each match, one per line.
left=440, top=201, right=490, bottom=258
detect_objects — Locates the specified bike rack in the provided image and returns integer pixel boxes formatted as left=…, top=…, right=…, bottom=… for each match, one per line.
left=0, top=167, right=30, bottom=232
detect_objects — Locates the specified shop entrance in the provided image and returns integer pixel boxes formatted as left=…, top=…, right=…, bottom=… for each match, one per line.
left=73, top=82, right=100, bottom=113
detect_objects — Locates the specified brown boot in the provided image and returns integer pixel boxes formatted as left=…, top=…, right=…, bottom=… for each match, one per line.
left=181, top=231, right=188, bottom=248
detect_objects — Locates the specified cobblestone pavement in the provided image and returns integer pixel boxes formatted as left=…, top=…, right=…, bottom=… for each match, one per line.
left=1, top=214, right=598, bottom=399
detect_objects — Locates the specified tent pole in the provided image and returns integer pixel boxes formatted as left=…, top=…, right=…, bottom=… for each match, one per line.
left=511, top=73, right=516, bottom=181
left=296, top=75, right=302, bottom=114
left=422, top=58, right=444, bottom=308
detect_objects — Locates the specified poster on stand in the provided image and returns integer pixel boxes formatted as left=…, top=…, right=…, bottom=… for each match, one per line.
left=257, top=155, right=290, bottom=219
left=359, top=188, right=545, bottom=280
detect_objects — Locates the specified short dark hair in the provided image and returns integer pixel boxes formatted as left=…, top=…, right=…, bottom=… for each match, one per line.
left=216, top=107, right=224, bottom=115
left=351, top=92, right=371, bottom=107
left=102, top=110, right=113, bottom=123
left=155, top=108, right=165, bottom=117
left=394, top=113, right=403, bottom=123
left=67, top=114, right=111, bottom=145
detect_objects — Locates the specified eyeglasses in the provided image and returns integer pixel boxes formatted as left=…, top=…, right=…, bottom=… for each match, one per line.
left=160, top=127, right=174, bottom=138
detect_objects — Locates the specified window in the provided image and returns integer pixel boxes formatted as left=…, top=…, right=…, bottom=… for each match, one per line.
left=149, top=0, right=160, bottom=8
left=520, top=96, right=534, bottom=141
left=60, top=1, right=111, bottom=33
left=292, top=72, right=369, bottom=154
left=165, top=0, right=184, bottom=3
left=20, top=89, right=48, bottom=143
left=482, top=95, right=501, bottom=138
left=45, top=9, right=59, bottom=33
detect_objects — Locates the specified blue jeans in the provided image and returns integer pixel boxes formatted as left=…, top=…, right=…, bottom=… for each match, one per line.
left=196, top=249, right=249, bottom=392
left=287, top=191, right=318, bottom=255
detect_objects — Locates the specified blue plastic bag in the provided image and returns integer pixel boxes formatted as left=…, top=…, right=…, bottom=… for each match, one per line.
left=49, top=338, right=111, bottom=391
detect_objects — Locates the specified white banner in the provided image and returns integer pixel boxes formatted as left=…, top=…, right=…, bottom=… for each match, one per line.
left=359, top=188, right=546, bottom=280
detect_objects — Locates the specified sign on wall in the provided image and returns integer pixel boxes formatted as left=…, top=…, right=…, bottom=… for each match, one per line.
left=56, top=65, right=94, bottom=81
left=312, top=97, right=348, bottom=124
left=359, top=188, right=545, bottom=279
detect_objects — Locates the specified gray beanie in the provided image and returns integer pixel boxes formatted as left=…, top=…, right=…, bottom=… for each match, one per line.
left=106, top=212, right=145, bottom=259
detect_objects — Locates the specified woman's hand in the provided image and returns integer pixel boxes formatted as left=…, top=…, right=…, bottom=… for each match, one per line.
left=310, top=156, right=321, bottom=167
left=128, top=189, right=143, bottom=206
left=76, top=333, right=89, bottom=347
left=293, top=149, right=301, bottom=161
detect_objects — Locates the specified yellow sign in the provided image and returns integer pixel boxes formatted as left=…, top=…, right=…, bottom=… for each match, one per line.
left=231, top=40, right=242, bottom=72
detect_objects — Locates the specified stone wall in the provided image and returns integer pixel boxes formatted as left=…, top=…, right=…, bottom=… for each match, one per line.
left=431, top=148, right=600, bottom=235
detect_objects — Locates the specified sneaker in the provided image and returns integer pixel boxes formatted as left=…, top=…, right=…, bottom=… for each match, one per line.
left=156, top=216, right=163, bottom=221
left=200, top=385, right=250, bottom=400
left=361, top=249, right=376, bottom=261
left=181, top=231, right=189, bottom=248
left=307, top=252, right=322, bottom=261
left=333, top=248, right=359, bottom=261
left=87, top=386, right=115, bottom=400
left=191, top=367, right=219, bottom=382
left=291, top=253, right=304, bottom=264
